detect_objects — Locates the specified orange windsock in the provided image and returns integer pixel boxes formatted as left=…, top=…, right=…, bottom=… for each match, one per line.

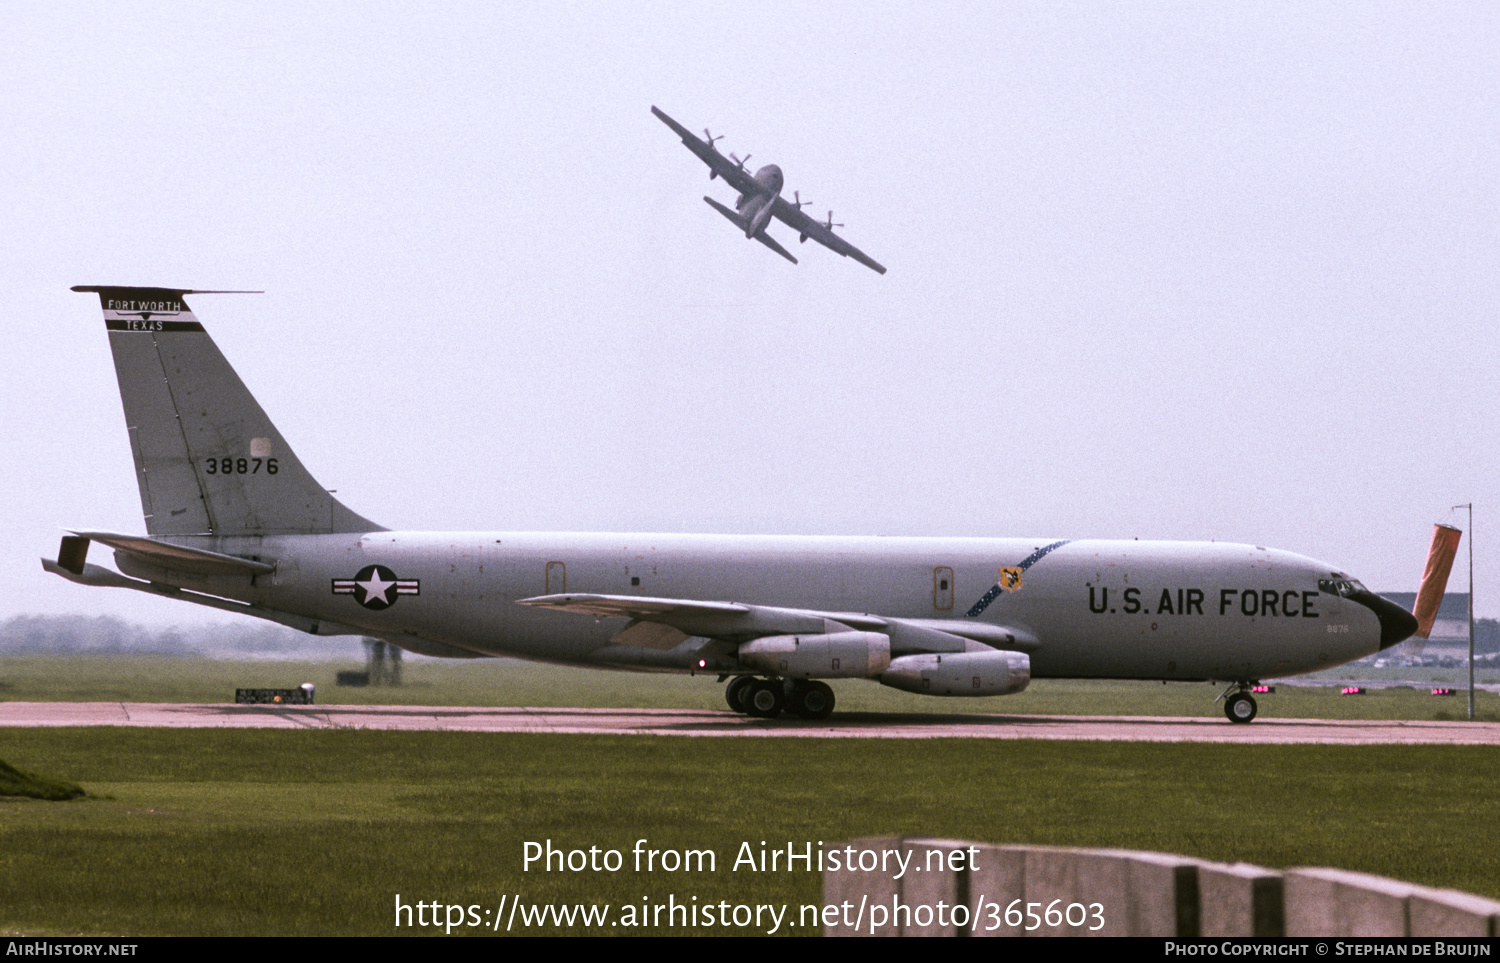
left=1412, top=524, right=1462, bottom=639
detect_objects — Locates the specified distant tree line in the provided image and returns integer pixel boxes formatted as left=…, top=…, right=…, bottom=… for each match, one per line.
left=0, top=615, right=341, bottom=658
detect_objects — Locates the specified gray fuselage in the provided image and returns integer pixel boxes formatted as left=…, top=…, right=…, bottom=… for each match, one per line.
left=139, top=532, right=1388, bottom=681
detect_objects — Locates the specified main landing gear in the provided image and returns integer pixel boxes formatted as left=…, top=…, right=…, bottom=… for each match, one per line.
left=723, top=675, right=835, bottom=720
left=1218, top=682, right=1259, bottom=724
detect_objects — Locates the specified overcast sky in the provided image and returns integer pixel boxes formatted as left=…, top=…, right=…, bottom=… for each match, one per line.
left=4, top=1, right=1498, bottom=628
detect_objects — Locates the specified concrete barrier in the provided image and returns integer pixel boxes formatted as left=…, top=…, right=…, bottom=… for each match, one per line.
left=1198, top=860, right=1283, bottom=937
left=1285, top=868, right=1500, bottom=937
left=822, top=835, right=903, bottom=936
left=824, top=838, right=1500, bottom=937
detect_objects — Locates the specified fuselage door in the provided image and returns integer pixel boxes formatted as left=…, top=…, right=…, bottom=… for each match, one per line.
left=934, top=567, right=954, bottom=611
left=546, top=561, right=566, bottom=594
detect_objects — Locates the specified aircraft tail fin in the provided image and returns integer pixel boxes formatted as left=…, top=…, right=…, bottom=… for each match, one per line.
left=73, top=286, right=383, bottom=537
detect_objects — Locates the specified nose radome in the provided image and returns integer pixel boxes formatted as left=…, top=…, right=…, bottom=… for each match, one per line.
left=1350, top=590, right=1420, bottom=650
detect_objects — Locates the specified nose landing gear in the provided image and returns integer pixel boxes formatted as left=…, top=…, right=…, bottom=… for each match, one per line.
left=1218, top=682, right=1259, bottom=724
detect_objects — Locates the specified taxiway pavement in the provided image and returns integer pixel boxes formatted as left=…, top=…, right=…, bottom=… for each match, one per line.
left=1, top=702, right=1497, bottom=744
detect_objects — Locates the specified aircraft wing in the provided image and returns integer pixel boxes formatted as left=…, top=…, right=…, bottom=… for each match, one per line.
left=519, top=593, right=750, bottom=621
left=651, top=106, right=763, bottom=198
left=519, top=593, right=832, bottom=643
left=518, top=592, right=1033, bottom=653
left=771, top=197, right=887, bottom=274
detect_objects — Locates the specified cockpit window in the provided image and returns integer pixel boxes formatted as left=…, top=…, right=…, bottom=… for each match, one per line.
left=1318, top=578, right=1367, bottom=598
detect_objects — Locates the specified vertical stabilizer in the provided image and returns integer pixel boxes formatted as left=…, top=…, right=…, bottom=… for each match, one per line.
left=74, top=286, right=382, bottom=537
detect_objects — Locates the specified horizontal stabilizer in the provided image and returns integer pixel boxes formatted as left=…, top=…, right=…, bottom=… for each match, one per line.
left=702, top=197, right=798, bottom=264
left=703, top=196, right=748, bottom=231
left=42, top=558, right=141, bottom=589
left=71, top=531, right=275, bottom=577
left=43, top=556, right=364, bottom=636
left=70, top=286, right=263, bottom=296
left=751, top=229, right=798, bottom=265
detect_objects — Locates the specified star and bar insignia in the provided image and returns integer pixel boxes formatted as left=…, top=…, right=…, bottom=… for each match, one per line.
left=332, top=564, right=420, bottom=610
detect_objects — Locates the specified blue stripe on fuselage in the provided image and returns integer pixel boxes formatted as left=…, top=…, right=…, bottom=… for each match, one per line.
left=964, top=539, right=1071, bottom=618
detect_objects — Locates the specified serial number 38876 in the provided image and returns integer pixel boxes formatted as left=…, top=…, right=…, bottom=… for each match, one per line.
left=202, top=457, right=279, bottom=475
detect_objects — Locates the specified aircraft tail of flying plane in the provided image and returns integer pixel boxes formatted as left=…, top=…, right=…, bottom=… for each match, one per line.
left=49, top=287, right=1418, bottom=722
left=702, top=196, right=799, bottom=264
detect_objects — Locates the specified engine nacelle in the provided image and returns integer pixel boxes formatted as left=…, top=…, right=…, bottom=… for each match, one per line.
left=879, top=650, right=1031, bottom=697
left=737, top=631, right=891, bottom=679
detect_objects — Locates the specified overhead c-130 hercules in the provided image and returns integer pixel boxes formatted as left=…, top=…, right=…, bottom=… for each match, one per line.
left=48, top=287, right=1417, bottom=722
left=652, top=106, right=887, bottom=274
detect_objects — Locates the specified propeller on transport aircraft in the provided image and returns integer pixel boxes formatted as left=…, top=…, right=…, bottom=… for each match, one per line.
left=824, top=211, right=843, bottom=230
left=793, top=191, right=813, bottom=210
left=730, top=152, right=751, bottom=171
left=704, top=130, right=727, bottom=179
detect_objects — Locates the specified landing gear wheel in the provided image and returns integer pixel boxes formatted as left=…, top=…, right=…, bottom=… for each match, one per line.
left=1225, top=691, right=1258, bottom=724
left=744, top=679, right=787, bottom=718
left=787, top=681, right=835, bottom=720
left=725, top=675, right=755, bottom=713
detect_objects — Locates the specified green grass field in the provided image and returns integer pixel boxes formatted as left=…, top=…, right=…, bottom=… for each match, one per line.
left=2, top=656, right=1498, bottom=936
left=2, top=654, right=1497, bottom=721
left=2, top=728, right=1498, bottom=936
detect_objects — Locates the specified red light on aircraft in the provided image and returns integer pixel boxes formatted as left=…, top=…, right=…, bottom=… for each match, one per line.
left=1251, top=685, right=1274, bottom=694
left=1431, top=687, right=1456, bottom=696
left=1340, top=686, right=1365, bottom=695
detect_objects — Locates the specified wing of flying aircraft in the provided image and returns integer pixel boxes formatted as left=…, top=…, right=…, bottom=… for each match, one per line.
left=651, top=106, right=764, bottom=198
left=652, top=106, right=887, bottom=274
left=767, top=196, right=887, bottom=275
left=48, top=287, right=1419, bottom=723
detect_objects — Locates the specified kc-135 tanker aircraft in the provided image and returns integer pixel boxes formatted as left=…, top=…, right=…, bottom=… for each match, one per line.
left=48, top=288, right=1418, bottom=723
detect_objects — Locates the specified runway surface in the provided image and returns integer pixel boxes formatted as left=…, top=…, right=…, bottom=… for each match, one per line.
left=2, top=701, right=1498, bottom=744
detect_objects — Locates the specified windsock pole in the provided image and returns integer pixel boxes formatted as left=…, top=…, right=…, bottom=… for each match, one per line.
left=1453, top=504, right=1474, bottom=721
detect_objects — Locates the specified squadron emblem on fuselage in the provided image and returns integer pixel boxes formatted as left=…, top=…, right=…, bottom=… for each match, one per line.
left=965, top=541, right=1071, bottom=618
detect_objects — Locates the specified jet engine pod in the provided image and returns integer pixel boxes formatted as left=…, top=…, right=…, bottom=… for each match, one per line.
left=879, top=650, right=1031, bottom=697
left=737, top=631, right=892, bottom=679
